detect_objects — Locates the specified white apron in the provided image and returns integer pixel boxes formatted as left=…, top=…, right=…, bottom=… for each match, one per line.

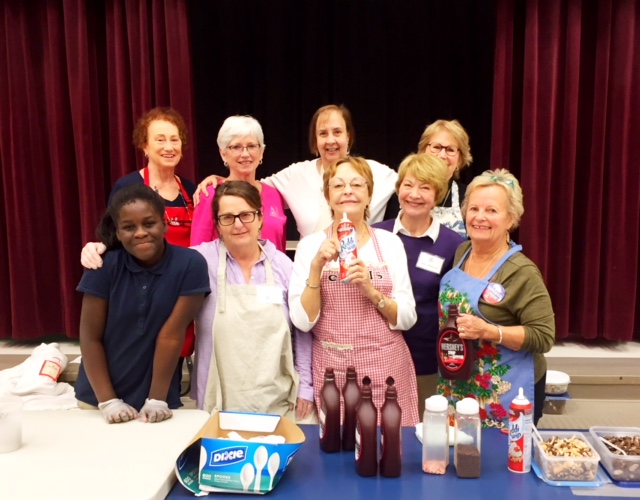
left=202, top=242, right=299, bottom=417
left=431, top=180, right=467, bottom=238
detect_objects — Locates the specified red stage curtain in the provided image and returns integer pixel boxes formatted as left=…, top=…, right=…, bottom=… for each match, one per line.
left=0, top=0, right=196, bottom=340
left=492, top=0, right=640, bottom=340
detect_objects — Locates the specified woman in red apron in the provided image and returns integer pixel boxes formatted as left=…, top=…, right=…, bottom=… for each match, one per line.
left=289, top=156, right=420, bottom=426
left=80, top=107, right=197, bottom=357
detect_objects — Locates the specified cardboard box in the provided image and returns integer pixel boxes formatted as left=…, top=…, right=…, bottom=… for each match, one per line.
left=175, top=411, right=305, bottom=495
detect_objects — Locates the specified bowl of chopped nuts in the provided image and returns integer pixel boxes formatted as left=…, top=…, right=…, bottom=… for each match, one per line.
left=589, top=426, right=640, bottom=482
left=533, top=431, right=600, bottom=482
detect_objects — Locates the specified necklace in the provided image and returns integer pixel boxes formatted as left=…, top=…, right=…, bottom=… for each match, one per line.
left=467, top=247, right=505, bottom=278
left=440, top=187, right=451, bottom=206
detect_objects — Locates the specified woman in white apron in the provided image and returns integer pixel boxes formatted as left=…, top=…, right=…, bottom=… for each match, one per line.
left=437, top=169, right=555, bottom=427
left=289, top=156, right=420, bottom=427
left=190, top=181, right=315, bottom=422
left=418, top=119, right=474, bottom=238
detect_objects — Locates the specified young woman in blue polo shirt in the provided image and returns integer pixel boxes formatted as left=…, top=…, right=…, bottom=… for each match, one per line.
left=75, top=184, right=210, bottom=424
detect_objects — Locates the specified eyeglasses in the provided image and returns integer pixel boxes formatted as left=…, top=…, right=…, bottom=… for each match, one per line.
left=217, top=210, right=261, bottom=226
left=227, top=144, right=261, bottom=154
left=427, top=142, right=459, bottom=157
left=328, top=177, right=368, bottom=191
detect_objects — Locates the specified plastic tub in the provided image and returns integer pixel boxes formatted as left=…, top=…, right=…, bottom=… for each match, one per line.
left=545, top=370, right=570, bottom=395
left=589, top=426, right=640, bottom=482
left=533, top=430, right=600, bottom=482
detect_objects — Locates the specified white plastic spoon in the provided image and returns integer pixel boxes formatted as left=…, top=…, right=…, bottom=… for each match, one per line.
left=240, top=463, right=255, bottom=492
left=253, top=445, right=268, bottom=492
left=267, top=452, right=281, bottom=490
left=600, top=436, right=627, bottom=455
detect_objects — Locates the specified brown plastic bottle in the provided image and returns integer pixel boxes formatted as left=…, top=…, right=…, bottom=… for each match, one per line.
left=355, top=376, right=378, bottom=476
left=342, top=366, right=360, bottom=451
left=319, top=368, right=341, bottom=453
left=380, top=376, right=402, bottom=477
left=437, top=304, right=475, bottom=380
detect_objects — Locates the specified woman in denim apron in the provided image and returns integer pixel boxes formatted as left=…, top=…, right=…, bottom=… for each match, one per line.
left=437, top=169, right=555, bottom=427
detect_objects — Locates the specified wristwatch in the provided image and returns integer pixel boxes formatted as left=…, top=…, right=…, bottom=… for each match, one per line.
left=376, top=294, right=386, bottom=309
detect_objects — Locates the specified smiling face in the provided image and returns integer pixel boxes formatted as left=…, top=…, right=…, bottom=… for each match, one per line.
left=220, top=135, right=264, bottom=178
left=423, top=129, right=462, bottom=180
left=465, top=185, right=513, bottom=246
left=142, top=120, right=182, bottom=170
left=115, top=200, right=167, bottom=267
left=327, top=162, right=372, bottom=222
left=216, top=195, right=263, bottom=251
left=315, top=110, right=349, bottom=167
left=398, top=173, right=437, bottom=221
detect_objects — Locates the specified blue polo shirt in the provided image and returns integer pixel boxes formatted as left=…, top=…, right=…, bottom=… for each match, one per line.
left=374, top=218, right=464, bottom=375
left=75, top=243, right=210, bottom=410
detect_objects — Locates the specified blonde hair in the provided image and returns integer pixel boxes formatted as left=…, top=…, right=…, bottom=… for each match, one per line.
left=323, top=156, right=374, bottom=221
left=417, top=119, right=473, bottom=178
left=461, top=168, right=524, bottom=230
left=396, top=154, right=449, bottom=205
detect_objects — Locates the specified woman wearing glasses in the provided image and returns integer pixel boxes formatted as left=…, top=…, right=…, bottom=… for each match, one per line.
left=191, top=181, right=314, bottom=421
left=190, top=116, right=287, bottom=251
left=289, top=156, right=420, bottom=426
left=417, top=119, right=473, bottom=238
left=79, top=107, right=199, bottom=359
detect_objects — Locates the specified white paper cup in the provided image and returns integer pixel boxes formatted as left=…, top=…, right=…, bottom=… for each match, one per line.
left=0, top=396, right=23, bottom=453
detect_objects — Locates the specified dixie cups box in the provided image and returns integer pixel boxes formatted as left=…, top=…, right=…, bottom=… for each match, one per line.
left=175, top=411, right=305, bottom=495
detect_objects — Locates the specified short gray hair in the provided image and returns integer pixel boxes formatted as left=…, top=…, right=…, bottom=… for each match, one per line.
left=216, top=115, right=266, bottom=150
left=461, top=168, right=524, bottom=230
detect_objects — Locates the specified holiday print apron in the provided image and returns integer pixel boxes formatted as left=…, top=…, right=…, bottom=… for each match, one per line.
left=202, top=242, right=299, bottom=417
left=312, top=227, right=420, bottom=426
left=144, top=167, right=195, bottom=356
left=437, top=243, right=534, bottom=429
left=431, top=180, right=466, bottom=238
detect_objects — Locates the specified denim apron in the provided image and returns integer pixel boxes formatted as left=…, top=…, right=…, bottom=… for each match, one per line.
left=437, top=243, right=534, bottom=429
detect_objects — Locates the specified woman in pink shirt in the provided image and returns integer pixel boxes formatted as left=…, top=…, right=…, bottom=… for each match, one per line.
left=190, top=116, right=287, bottom=251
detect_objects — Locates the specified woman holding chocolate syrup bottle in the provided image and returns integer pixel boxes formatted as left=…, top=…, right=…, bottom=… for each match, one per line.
left=438, top=169, right=555, bottom=427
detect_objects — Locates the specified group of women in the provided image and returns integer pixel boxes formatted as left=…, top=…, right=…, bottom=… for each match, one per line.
left=77, top=104, right=555, bottom=427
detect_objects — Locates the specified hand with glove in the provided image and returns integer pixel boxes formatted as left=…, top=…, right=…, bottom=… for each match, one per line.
left=98, top=398, right=138, bottom=424
left=139, top=398, right=173, bottom=423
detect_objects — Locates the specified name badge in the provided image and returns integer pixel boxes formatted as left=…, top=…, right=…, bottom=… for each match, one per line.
left=257, top=286, right=284, bottom=305
left=416, top=252, right=445, bottom=274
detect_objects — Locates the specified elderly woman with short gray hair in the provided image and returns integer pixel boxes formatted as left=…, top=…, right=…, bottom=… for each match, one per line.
left=190, top=115, right=287, bottom=251
left=437, top=169, right=555, bottom=427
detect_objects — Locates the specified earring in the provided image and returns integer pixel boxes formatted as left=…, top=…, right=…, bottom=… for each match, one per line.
left=259, top=159, right=263, bottom=165
left=223, top=161, right=228, bottom=167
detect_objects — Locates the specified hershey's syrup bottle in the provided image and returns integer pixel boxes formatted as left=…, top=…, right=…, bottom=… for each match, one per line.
left=319, top=368, right=341, bottom=453
left=380, top=376, right=402, bottom=477
left=437, top=304, right=475, bottom=380
left=355, top=376, right=378, bottom=476
left=342, top=366, right=360, bottom=451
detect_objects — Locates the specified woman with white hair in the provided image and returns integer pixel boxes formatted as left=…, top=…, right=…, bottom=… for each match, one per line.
left=438, top=169, right=555, bottom=427
left=190, top=115, right=287, bottom=251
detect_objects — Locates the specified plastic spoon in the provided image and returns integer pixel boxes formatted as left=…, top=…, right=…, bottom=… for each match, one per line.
left=253, top=445, right=268, bottom=492
left=267, top=452, right=281, bottom=490
left=600, top=437, right=627, bottom=455
left=240, top=463, right=255, bottom=492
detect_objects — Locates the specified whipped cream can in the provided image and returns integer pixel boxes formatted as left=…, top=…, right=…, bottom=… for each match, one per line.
left=508, top=387, right=532, bottom=473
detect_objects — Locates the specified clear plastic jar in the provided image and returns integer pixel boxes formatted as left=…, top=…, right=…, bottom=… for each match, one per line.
left=422, top=395, right=449, bottom=474
left=454, top=397, right=481, bottom=478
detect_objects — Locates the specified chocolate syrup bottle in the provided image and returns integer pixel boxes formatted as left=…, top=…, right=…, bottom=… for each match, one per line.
left=319, top=368, right=341, bottom=453
left=342, top=366, right=360, bottom=451
left=380, top=377, right=402, bottom=477
left=437, top=304, right=475, bottom=380
left=355, top=376, right=378, bottom=476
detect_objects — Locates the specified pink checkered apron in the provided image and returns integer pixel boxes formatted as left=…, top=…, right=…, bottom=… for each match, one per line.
left=312, top=227, right=419, bottom=426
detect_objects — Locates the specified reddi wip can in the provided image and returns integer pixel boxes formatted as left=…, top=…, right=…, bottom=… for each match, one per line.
left=508, top=387, right=532, bottom=473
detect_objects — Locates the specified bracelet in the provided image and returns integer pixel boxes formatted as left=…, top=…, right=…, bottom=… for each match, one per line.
left=496, top=325, right=503, bottom=345
left=305, top=279, right=320, bottom=289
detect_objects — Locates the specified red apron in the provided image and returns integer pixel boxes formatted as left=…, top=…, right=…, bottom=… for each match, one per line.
left=312, top=227, right=419, bottom=426
left=143, top=167, right=195, bottom=356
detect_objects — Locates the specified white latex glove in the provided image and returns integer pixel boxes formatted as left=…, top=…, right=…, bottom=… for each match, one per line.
left=81, top=242, right=107, bottom=269
left=98, top=398, right=138, bottom=424
left=139, top=398, right=172, bottom=423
